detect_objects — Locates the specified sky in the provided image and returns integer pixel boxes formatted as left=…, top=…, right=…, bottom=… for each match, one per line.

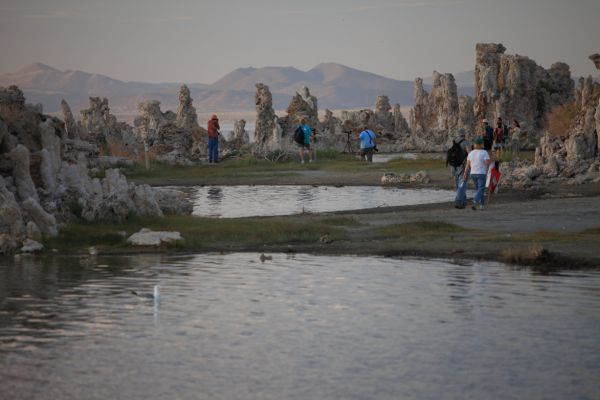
left=0, top=0, right=598, bottom=83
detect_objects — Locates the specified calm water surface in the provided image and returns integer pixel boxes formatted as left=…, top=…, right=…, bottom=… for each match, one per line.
left=191, top=185, right=454, bottom=218
left=0, top=254, right=599, bottom=400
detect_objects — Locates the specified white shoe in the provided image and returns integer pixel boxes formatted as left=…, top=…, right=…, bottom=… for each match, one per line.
left=309, top=159, right=313, bottom=163
left=301, top=160, right=305, bottom=164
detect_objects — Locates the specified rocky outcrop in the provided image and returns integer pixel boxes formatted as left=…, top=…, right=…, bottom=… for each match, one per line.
left=373, top=96, right=395, bottom=137
left=393, top=104, right=410, bottom=135
left=78, top=97, right=117, bottom=142
left=175, top=85, right=198, bottom=131
left=0, top=85, right=26, bottom=123
left=0, top=177, right=25, bottom=252
left=0, top=85, right=174, bottom=254
left=406, top=72, right=469, bottom=152
left=458, top=95, right=476, bottom=134
left=132, top=88, right=203, bottom=165
left=61, top=99, right=79, bottom=139
left=507, top=54, right=600, bottom=187
left=254, top=83, right=276, bottom=152
left=278, top=87, right=320, bottom=147
left=9, top=145, right=39, bottom=202
left=474, top=43, right=574, bottom=143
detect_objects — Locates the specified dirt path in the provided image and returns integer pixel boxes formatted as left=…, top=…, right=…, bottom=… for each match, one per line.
left=356, top=195, right=600, bottom=233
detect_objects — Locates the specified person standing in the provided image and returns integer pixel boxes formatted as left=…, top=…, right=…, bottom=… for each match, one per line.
left=297, top=117, right=313, bottom=164
left=358, top=126, right=376, bottom=162
left=207, top=114, right=220, bottom=163
left=510, top=119, right=521, bottom=157
left=481, top=119, right=494, bottom=153
left=464, top=136, right=492, bottom=210
left=493, top=117, right=506, bottom=159
left=447, top=128, right=471, bottom=209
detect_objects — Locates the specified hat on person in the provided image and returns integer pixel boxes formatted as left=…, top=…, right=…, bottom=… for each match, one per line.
left=482, top=118, right=489, bottom=124
left=454, top=128, right=466, bottom=139
left=473, top=136, right=484, bottom=145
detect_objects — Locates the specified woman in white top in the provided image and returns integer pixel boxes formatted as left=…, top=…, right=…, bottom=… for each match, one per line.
left=464, top=136, right=492, bottom=210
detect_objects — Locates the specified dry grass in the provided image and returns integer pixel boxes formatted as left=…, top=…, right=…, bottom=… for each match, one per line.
left=545, top=102, right=578, bottom=138
left=498, top=245, right=596, bottom=272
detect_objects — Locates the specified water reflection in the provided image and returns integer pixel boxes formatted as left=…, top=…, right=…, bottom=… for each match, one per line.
left=191, top=185, right=455, bottom=218
left=206, top=186, right=223, bottom=207
left=0, top=254, right=599, bottom=400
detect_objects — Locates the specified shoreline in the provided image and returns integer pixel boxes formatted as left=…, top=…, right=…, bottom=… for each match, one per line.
left=7, top=156, right=600, bottom=272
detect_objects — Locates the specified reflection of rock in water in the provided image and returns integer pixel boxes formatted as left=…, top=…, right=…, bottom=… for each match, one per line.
left=207, top=187, right=223, bottom=205
left=296, top=187, right=316, bottom=203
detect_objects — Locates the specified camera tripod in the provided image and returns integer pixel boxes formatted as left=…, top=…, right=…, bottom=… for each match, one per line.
left=342, top=131, right=354, bottom=154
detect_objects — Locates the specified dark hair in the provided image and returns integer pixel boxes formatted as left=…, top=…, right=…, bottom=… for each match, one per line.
left=513, top=119, right=520, bottom=128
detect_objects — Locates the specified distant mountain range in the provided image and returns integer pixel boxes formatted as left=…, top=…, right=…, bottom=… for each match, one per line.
left=0, top=62, right=475, bottom=115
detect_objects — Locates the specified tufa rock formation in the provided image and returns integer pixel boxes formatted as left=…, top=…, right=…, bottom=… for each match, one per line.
left=474, top=43, right=574, bottom=143
left=132, top=85, right=205, bottom=165
left=503, top=54, right=600, bottom=188
left=254, top=83, right=276, bottom=152
left=0, top=85, right=191, bottom=254
left=530, top=55, right=600, bottom=184
left=407, top=72, right=472, bottom=152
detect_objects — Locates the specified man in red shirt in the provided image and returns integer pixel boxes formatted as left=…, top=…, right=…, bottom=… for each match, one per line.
left=207, top=114, right=220, bottom=163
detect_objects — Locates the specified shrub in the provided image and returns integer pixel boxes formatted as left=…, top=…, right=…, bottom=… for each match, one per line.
left=545, top=102, right=577, bottom=138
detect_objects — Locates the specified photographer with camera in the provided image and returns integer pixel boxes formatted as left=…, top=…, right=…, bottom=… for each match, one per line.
left=358, top=125, right=377, bottom=162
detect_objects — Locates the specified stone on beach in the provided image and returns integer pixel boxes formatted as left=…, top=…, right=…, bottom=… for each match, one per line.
left=127, top=228, right=183, bottom=246
left=20, top=238, right=44, bottom=253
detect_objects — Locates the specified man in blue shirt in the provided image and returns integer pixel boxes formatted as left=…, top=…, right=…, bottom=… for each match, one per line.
left=358, top=126, right=376, bottom=162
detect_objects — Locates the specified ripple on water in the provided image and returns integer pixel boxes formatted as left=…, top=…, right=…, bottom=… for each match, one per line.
left=0, top=254, right=599, bottom=400
left=190, top=185, right=455, bottom=217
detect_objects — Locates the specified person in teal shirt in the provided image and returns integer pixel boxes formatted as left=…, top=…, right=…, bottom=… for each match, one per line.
left=297, top=117, right=313, bottom=164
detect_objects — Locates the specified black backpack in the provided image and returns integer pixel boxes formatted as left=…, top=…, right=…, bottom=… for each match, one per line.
left=293, top=125, right=304, bottom=144
left=446, top=139, right=467, bottom=167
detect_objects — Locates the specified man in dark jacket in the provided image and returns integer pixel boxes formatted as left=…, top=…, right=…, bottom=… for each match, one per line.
left=207, top=114, right=220, bottom=163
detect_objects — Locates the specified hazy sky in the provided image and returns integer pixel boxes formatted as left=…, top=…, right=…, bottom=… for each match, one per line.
left=0, top=0, right=598, bottom=83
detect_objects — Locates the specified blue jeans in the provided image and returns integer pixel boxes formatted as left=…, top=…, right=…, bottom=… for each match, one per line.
left=208, top=138, right=219, bottom=163
left=471, top=174, right=486, bottom=206
left=454, top=167, right=468, bottom=206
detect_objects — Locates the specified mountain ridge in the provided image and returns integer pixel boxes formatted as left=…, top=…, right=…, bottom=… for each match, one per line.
left=0, top=62, right=475, bottom=114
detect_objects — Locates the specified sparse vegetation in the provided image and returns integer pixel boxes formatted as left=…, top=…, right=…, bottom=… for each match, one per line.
left=546, top=102, right=578, bottom=138
left=43, top=214, right=347, bottom=253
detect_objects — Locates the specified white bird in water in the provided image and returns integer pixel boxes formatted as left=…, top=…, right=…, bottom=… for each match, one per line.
left=132, top=285, right=161, bottom=303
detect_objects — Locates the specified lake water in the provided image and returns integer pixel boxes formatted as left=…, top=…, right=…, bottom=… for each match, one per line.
left=1, top=254, right=599, bottom=400
left=190, top=185, right=455, bottom=218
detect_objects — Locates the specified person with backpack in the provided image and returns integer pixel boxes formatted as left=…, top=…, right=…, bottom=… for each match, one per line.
left=464, top=136, right=492, bottom=210
left=207, top=114, right=220, bottom=163
left=294, top=117, right=313, bottom=164
left=481, top=119, right=494, bottom=152
left=446, top=128, right=470, bottom=209
left=358, top=125, right=377, bottom=162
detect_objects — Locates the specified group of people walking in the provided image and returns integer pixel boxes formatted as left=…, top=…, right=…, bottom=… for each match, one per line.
left=205, top=115, right=522, bottom=214
left=450, top=117, right=522, bottom=210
